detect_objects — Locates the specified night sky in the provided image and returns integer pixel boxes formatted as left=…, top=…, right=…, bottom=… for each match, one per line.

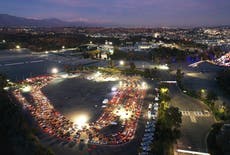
left=1, top=0, right=230, bottom=26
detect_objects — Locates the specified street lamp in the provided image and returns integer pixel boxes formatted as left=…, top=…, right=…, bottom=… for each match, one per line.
left=74, top=114, right=89, bottom=129
left=21, top=85, right=31, bottom=93
left=16, top=45, right=21, bottom=49
left=62, top=45, right=65, bottom=49
left=119, top=60, right=125, bottom=66
left=201, top=89, right=205, bottom=93
left=51, top=68, right=59, bottom=74
left=111, top=86, right=117, bottom=92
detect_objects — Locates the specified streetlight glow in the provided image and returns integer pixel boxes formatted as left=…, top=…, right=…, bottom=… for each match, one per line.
left=111, top=86, right=118, bottom=92
left=51, top=68, right=59, bottom=74
left=21, top=85, right=31, bottom=92
left=74, top=114, right=89, bottom=129
left=16, top=45, right=21, bottom=49
left=119, top=60, right=125, bottom=66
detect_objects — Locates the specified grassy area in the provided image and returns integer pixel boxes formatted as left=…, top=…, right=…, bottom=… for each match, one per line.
left=98, top=67, right=121, bottom=74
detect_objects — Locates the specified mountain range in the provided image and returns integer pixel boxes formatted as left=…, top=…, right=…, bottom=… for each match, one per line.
left=0, top=14, right=108, bottom=27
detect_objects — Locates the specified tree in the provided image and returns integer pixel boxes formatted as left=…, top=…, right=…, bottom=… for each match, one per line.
left=151, top=67, right=159, bottom=78
left=217, top=69, right=230, bottom=94
left=129, top=62, right=136, bottom=71
left=206, top=90, right=218, bottom=103
left=108, top=60, right=114, bottom=67
left=164, top=107, right=182, bottom=129
left=176, top=69, right=184, bottom=83
left=0, top=74, right=7, bottom=93
left=144, top=68, right=151, bottom=78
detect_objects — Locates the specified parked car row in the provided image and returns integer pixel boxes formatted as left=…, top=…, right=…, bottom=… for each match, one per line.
left=139, top=89, right=159, bottom=155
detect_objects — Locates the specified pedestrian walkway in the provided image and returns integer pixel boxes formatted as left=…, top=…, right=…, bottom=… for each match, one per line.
left=181, top=110, right=210, bottom=123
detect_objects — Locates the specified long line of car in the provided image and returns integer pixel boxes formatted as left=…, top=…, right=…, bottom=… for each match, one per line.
left=11, top=72, right=147, bottom=146
left=140, top=89, right=159, bottom=155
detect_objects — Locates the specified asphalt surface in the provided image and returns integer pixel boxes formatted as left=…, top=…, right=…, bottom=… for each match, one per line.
left=38, top=80, right=154, bottom=155
left=169, top=83, right=215, bottom=152
left=0, top=49, right=64, bottom=81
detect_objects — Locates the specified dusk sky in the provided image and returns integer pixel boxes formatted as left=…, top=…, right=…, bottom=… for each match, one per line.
left=1, top=0, right=230, bottom=27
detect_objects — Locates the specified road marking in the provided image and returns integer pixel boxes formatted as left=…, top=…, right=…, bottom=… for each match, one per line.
left=30, top=60, right=44, bottom=63
left=190, top=115, right=197, bottom=123
left=4, top=62, right=24, bottom=66
left=181, top=110, right=210, bottom=117
left=177, top=149, right=210, bottom=155
left=0, top=60, right=44, bottom=67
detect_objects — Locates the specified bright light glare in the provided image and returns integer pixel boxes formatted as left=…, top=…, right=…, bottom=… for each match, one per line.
left=114, top=107, right=132, bottom=120
left=96, top=71, right=101, bottom=76
left=177, top=149, right=210, bottom=155
left=148, top=111, right=151, bottom=119
left=16, top=45, right=21, bottom=49
left=51, top=68, right=59, bottom=74
left=22, top=86, right=31, bottom=92
left=111, top=86, right=117, bottom=92
left=61, top=74, right=68, bottom=78
left=3, top=87, right=9, bottom=91
left=160, top=88, right=168, bottom=94
left=74, top=114, right=89, bottom=129
left=158, top=65, right=169, bottom=70
left=62, top=46, right=65, bottom=49
left=119, top=60, right=125, bottom=66
left=141, top=82, right=147, bottom=89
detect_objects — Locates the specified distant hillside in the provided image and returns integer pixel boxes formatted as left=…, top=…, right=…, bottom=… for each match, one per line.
left=0, top=14, right=89, bottom=27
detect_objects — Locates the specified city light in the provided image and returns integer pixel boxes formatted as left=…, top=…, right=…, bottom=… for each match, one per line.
left=177, top=149, right=210, bottom=155
left=74, top=114, right=89, bottom=129
left=201, top=89, right=205, bottom=93
left=147, top=111, right=152, bottom=119
left=21, top=85, right=31, bottom=92
left=119, top=60, right=125, bottom=66
left=61, top=74, right=68, bottom=78
left=111, top=86, right=118, bottom=92
left=160, top=88, right=168, bottom=94
left=16, top=45, right=21, bottom=49
left=3, top=87, right=9, bottom=91
left=141, top=82, right=148, bottom=89
left=158, top=64, right=169, bottom=70
left=114, top=107, right=132, bottom=120
left=51, top=68, right=59, bottom=74
left=62, top=45, right=65, bottom=49
left=96, top=71, right=101, bottom=75
left=119, top=81, right=123, bottom=86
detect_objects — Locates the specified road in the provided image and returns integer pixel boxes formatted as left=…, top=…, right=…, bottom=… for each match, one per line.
left=169, top=84, right=215, bottom=152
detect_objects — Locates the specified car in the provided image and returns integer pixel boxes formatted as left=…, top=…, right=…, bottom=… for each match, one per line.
left=141, top=141, right=151, bottom=146
left=144, top=133, right=154, bottom=137
left=145, top=128, right=155, bottom=132
left=140, top=152, right=148, bottom=155
left=142, top=137, right=153, bottom=141
left=142, top=146, right=151, bottom=151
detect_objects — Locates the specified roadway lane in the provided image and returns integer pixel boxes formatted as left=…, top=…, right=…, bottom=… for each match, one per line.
left=169, top=85, right=215, bottom=152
